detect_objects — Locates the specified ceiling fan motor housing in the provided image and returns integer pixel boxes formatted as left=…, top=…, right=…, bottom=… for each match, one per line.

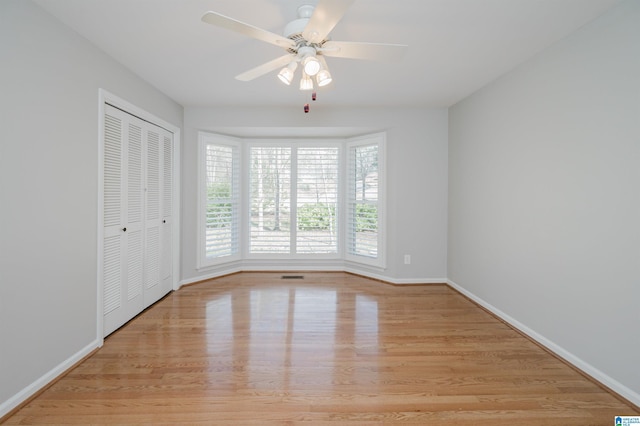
left=283, top=5, right=326, bottom=54
left=283, top=6, right=312, bottom=37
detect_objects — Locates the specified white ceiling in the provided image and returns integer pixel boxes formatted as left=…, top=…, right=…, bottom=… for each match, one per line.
left=35, top=0, right=622, bottom=108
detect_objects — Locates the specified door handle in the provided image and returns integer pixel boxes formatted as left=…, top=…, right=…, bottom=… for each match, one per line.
left=122, top=227, right=127, bottom=232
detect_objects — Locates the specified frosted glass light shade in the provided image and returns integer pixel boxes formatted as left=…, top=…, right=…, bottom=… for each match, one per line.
left=302, top=56, right=321, bottom=76
left=277, top=62, right=297, bottom=85
left=277, top=67, right=294, bottom=85
left=299, top=74, right=313, bottom=90
left=316, top=69, right=332, bottom=87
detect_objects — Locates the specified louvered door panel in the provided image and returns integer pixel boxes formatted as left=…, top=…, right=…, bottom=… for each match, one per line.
left=163, top=135, right=172, bottom=218
left=124, top=121, right=144, bottom=316
left=126, top=230, right=143, bottom=301
left=103, top=105, right=127, bottom=336
left=146, top=131, right=160, bottom=221
left=143, top=128, right=164, bottom=307
left=160, top=134, right=173, bottom=282
left=127, top=123, right=143, bottom=224
left=104, top=115, right=122, bottom=227
left=103, top=235, right=121, bottom=314
left=145, top=227, right=160, bottom=290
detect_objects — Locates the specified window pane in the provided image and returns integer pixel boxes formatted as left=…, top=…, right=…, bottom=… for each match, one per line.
left=354, top=145, right=378, bottom=202
left=250, top=147, right=291, bottom=253
left=350, top=202, right=378, bottom=257
left=348, top=143, right=379, bottom=258
left=205, top=144, right=238, bottom=259
left=296, top=147, right=339, bottom=254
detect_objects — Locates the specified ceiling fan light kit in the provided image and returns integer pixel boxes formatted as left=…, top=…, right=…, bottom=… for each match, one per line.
left=299, top=72, right=314, bottom=91
left=277, top=61, right=298, bottom=85
left=201, top=0, right=408, bottom=112
left=298, top=46, right=321, bottom=76
left=316, top=69, right=332, bottom=87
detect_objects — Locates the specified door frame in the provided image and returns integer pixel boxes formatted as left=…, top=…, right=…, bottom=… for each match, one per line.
left=97, top=89, right=181, bottom=345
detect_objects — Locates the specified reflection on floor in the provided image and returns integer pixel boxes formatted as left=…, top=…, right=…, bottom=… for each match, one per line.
left=4, top=272, right=635, bottom=425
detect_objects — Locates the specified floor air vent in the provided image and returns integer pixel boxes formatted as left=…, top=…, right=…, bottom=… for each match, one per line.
left=281, top=275, right=304, bottom=279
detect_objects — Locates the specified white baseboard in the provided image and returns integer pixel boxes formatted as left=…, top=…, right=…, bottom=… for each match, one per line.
left=344, top=268, right=446, bottom=285
left=180, top=266, right=243, bottom=287
left=0, top=339, right=100, bottom=419
left=182, top=265, right=446, bottom=288
left=447, top=279, right=640, bottom=408
left=387, top=277, right=448, bottom=285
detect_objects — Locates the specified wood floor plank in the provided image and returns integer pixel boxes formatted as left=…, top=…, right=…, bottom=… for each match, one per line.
left=3, top=272, right=635, bottom=425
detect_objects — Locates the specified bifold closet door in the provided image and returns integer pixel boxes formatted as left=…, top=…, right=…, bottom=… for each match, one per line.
left=103, top=104, right=173, bottom=336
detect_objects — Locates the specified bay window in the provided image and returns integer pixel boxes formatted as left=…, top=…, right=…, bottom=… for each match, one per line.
left=198, top=132, right=384, bottom=268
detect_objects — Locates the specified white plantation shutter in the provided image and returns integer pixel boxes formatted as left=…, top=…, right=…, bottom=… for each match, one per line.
left=296, top=147, right=339, bottom=254
left=347, top=136, right=384, bottom=265
left=249, top=146, right=291, bottom=254
left=202, top=141, right=240, bottom=262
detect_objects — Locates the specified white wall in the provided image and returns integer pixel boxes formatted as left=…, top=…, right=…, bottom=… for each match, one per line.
left=0, top=0, right=183, bottom=414
left=448, top=0, right=640, bottom=404
left=182, top=106, right=448, bottom=284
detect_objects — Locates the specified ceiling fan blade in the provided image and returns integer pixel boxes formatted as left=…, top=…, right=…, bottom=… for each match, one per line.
left=318, top=55, right=331, bottom=72
left=235, top=54, right=295, bottom=81
left=320, top=41, right=408, bottom=62
left=202, top=11, right=295, bottom=50
left=302, top=0, right=355, bottom=44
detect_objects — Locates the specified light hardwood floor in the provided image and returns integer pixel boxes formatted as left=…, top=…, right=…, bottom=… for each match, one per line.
left=3, top=272, right=636, bottom=425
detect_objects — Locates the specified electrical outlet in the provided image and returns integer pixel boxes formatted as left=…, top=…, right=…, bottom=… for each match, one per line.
left=404, top=254, right=411, bottom=265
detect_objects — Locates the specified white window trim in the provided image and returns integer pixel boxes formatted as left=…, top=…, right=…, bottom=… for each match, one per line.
left=197, top=132, right=242, bottom=269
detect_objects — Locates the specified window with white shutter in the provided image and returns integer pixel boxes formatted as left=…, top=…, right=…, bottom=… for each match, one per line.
left=199, top=134, right=240, bottom=267
left=346, top=134, right=385, bottom=267
left=249, top=146, right=292, bottom=254
left=296, top=147, right=339, bottom=254
left=248, top=143, right=340, bottom=256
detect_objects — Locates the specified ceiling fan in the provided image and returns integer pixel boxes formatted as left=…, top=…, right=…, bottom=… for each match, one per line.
left=201, top=0, right=408, bottom=92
